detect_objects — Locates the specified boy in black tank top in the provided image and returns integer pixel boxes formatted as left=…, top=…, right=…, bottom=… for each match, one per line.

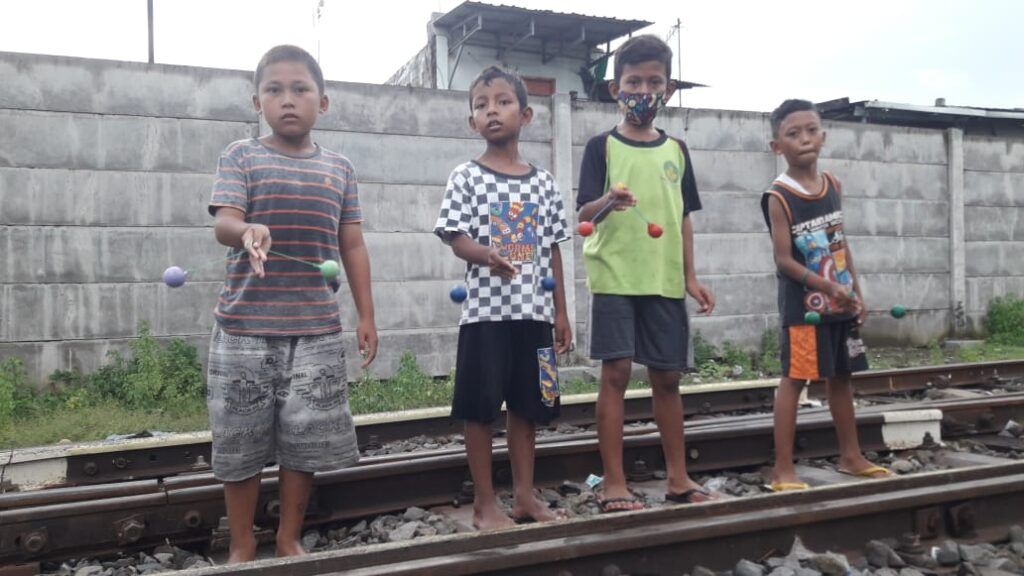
left=761, top=100, right=892, bottom=491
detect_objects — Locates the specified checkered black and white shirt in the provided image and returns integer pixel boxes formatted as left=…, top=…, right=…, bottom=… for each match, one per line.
left=434, top=161, right=570, bottom=326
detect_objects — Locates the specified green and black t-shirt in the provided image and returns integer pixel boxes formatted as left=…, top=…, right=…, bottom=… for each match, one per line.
left=576, top=128, right=702, bottom=299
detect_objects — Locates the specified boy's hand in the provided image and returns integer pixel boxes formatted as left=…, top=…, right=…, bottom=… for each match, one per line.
left=554, top=313, right=573, bottom=355
left=241, top=224, right=272, bottom=278
left=855, top=299, right=868, bottom=326
left=826, top=282, right=858, bottom=313
left=357, top=318, right=378, bottom=368
left=487, top=248, right=518, bottom=280
left=607, top=182, right=636, bottom=211
left=687, top=280, right=715, bottom=315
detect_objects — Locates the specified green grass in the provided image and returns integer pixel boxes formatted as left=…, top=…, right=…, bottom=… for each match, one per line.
left=4, top=331, right=1024, bottom=450
left=0, top=399, right=209, bottom=448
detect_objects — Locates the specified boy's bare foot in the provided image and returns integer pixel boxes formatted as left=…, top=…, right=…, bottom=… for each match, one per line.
left=599, top=481, right=633, bottom=503
left=275, top=539, right=306, bottom=557
left=770, top=466, right=803, bottom=486
left=512, top=494, right=566, bottom=522
left=473, top=501, right=516, bottom=531
left=226, top=536, right=258, bottom=564
left=838, top=455, right=892, bottom=478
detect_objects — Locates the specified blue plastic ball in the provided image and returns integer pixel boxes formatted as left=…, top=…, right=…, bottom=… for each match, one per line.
left=163, top=266, right=187, bottom=288
left=541, top=276, right=557, bottom=291
left=449, top=284, right=468, bottom=303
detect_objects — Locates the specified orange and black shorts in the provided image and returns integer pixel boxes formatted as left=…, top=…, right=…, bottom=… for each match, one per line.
left=780, top=319, right=868, bottom=381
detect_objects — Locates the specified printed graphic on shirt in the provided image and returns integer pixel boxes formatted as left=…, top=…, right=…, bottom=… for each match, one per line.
left=792, top=210, right=854, bottom=315
left=537, top=346, right=559, bottom=407
left=490, top=201, right=539, bottom=264
left=663, top=160, right=681, bottom=184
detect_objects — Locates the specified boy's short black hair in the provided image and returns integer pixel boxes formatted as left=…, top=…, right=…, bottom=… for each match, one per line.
left=770, top=99, right=818, bottom=137
left=468, top=66, right=529, bottom=110
left=254, top=45, right=325, bottom=94
left=614, top=34, right=673, bottom=82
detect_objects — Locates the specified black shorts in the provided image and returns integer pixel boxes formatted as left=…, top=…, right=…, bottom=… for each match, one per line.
left=589, top=294, right=691, bottom=371
left=452, top=320, right=560, bottom=424
left=781, top=319, right=869, bottom=380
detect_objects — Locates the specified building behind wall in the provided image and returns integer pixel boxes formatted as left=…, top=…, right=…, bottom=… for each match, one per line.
left=386, top=1, right=651, bottom=98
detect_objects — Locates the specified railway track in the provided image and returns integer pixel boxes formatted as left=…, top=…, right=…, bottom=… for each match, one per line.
left=4, top=360, right=1021, bottom=492
left=0, top=361, right=1021, bottom=574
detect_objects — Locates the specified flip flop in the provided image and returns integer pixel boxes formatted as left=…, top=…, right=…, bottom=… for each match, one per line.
left=838, top=465, right=893, bottom=478
left=664, top=487, right=715, bottom=504
left=767, top=481, right=811, bottom=492
left=597, top=496, right=645, bottom=513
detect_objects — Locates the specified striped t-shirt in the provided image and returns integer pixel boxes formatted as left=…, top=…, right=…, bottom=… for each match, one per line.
left=208, top=138, right=362, bottom=336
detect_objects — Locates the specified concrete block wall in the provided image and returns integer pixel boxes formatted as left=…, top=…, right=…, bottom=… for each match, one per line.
left=0, top=52, right=1019, bottom=384
left=0, top=53, right=255, bottom=384
left=963, top=134, right=1024, bottom=333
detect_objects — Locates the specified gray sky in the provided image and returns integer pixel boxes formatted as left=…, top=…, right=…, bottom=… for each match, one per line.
left=1, top=0, right=1021, bottom=112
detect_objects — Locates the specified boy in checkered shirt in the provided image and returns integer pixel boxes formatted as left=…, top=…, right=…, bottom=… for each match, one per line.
left=433, top=66, right=571, bottom=530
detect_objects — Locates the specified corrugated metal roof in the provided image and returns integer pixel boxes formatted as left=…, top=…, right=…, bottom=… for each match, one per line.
left=433, top=1, right=651, bottom=47
left=818, top=97, right=1024, bottom=132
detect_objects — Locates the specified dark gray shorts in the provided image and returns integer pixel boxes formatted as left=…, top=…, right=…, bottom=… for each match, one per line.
left=589, top=294, right=692, bottom=371
left=206, top=326, right=359, bottom=481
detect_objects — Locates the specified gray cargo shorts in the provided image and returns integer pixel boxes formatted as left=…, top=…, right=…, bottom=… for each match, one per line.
left=206, top=326, right=359, bottom=481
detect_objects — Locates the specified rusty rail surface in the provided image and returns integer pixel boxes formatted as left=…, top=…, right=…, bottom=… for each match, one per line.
left=168, top=462, right=1024, bottom=575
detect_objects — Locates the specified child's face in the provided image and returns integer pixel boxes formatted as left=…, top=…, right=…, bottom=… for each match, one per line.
left=253, top=61, right=328, bottom=139
left=468, top=78, right=532, bottom=144
left=610, top=60, right=675, bottom=100
left=770, top=111, right=826, bottom=168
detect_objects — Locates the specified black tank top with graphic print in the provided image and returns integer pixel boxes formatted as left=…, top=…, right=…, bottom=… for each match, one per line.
left=760, top=172, right=857, bottom=326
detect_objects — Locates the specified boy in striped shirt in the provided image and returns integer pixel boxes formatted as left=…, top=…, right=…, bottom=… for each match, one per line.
left=206, top=45, right=377, bottom=562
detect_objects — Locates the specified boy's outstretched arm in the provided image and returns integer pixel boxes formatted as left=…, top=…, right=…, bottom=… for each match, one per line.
left=550, top=244, right=572, bottom=354
left=683, top=214, right=715, bottom=314
left=338, top=223, right=378, bottom=368
left=766, top=197, right=856, bottom=311
left=449, top=234, right=518, bottom=280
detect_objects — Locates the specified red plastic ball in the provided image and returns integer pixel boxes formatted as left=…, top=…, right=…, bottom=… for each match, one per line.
left=577, top=221, right=595, bottom=237
left=647, top=223, right=663, bottom=238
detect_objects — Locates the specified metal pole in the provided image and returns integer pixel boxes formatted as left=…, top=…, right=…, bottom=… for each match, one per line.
left=147, top=0, right=154, bottom=63
left=676, top=18, right=681, bottom=107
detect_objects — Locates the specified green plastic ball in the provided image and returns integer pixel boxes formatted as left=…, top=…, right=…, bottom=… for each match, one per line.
left=319, top=259, right=340, bottom=279
left=890, top=304, right=907, bottom=319
left=804, top=311, right=822, bottom=325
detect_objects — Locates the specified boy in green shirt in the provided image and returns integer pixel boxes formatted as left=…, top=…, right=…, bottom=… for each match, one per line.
left=577, top=34, right=715, bottom=511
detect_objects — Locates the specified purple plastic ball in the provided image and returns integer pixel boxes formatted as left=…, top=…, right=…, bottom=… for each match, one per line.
left=163, top=266, right=187, bottom=288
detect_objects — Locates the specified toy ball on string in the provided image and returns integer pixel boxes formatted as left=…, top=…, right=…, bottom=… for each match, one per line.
left=647, top=223, right=664, bottom=238
left=319, top=259, right=341, bottom=280
left=449, top=284, right=468, bottom=303
left=577, top=221, right=595, bottom=237
left=163, top=266, right=188, bottom=288
left=804, top=311, right=821, bottom=325
left=541, top=276, right=556, bottom=291
left=890, top=304, right=907, bottom=319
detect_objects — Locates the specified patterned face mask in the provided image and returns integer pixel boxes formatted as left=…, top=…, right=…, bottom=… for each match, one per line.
left=617, top=91, right=666, bottom=126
